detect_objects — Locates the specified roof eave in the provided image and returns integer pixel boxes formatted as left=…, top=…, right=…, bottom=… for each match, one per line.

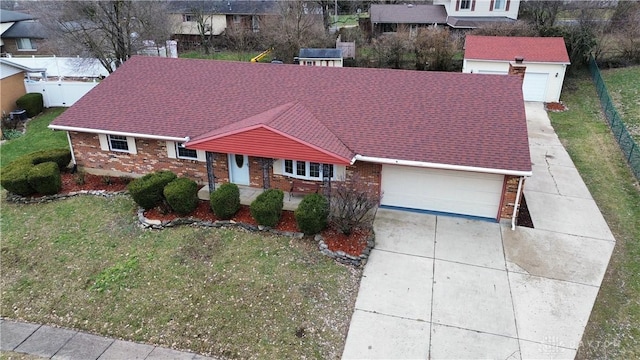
left=353, top=154, right=532, bottom=177
left=464, top=58, right=571, bottom=65
left=48, top=124, right=188, bottom=142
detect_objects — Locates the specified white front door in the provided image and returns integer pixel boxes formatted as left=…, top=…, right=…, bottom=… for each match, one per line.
left=229, top=154, right=250, bottom=185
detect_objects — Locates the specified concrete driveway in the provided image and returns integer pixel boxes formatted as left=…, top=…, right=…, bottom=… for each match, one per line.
left=342, top=103, right=616, bottom=359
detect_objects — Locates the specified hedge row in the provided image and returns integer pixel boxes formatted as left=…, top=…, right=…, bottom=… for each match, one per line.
left=1, top=148, right=71, bottom=196
left=127, top=171, right=177, bottom=210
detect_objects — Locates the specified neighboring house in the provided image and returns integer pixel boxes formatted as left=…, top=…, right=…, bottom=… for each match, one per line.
left=298, top=48, right=343, bottom=67
left=463, top=35, right=570, bottom=102
left=370, top=0, right=520, bottom=32
left=168, top=0, right=278, bottom=48
left=0, top=58, right=46, bottom=115
left=49, top=56, right=532, bottom=222
left=1, top=9, right=49, bottom=56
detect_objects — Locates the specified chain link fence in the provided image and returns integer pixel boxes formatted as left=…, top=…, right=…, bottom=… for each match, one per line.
left=589, top=56, right=640, bottom=180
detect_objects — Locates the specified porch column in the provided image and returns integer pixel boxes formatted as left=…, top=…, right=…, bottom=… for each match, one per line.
left=322, top=163, right=332, bottom=200
left=260, top=158, right=274, bottom=189
left=206, top=151, right=216, bottom=192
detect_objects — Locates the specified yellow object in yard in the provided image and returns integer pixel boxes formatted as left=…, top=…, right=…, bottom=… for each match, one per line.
left=251, top=48, right=272, bottom=63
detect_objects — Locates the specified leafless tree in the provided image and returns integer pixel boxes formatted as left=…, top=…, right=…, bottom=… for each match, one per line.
left=413, top=26, right=459, bottom=71
left=330, top=173, right=379, bottom=236
left=472, top=20, right=537, bottom=37
left=34, top=1, right=171, bottom=73
left=370, top=28, right=411, bottom=69
left=259, top=0, right=332, bottom=63
left=519, top=0, right=561, bottom=33
left=223, top=23, right=260, bottom=60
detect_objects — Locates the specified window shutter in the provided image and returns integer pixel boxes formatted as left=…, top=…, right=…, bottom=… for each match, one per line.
left=490, top=0, right=494, bottom=11
left=471, top=0, right=476, bottom=11
left=126, top=137, right=137, bottom=155
left=505, top=0, right=510, bottom=11
left=272, top=159, right=283, bottom=175
left=334, top=165, right=346, bottom=180
left=167, top=141, right=177, bottom=159
left=196, top=150, right=206, bottom=162
left=455, top=0, right=460, bottom=11
left=98, top=134, right=109, bottom=151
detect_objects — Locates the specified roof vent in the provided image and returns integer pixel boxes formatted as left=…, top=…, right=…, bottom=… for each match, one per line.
left=407, top=4, right=414, bottom=8
left=515, top=56, right=524, bottom=64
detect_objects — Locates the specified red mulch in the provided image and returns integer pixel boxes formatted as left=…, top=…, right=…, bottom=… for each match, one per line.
left=47, top=172, right=370, bottom=257
left=545, top=102, right=568, bottom=112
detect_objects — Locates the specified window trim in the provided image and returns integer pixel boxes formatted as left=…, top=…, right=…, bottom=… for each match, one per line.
left=493, top=0, right=506, bottom=10
left=283, top=159, right=336, bottom=181
left=16, top=38, right=36, bottom=51
left=460, top=0, right=472, bottom=10
left=108, top=135, right=130, bottom=152
left=166, top=141, right=205, bottom=162
left=176, top=142, right=198, bottom=160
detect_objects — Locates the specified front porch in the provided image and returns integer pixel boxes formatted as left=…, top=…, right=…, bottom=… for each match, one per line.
left=197, top=184, right=305, bottom=211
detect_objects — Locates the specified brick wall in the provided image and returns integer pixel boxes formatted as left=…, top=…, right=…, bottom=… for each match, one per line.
left=500, top=175, right=524, bottom=220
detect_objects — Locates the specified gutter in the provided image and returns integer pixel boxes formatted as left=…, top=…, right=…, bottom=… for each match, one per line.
left=48, top=124, right=188, bottom=142
left=511, top=176, right=525, bottom=230
left=352, top=154, right=532, bottom=177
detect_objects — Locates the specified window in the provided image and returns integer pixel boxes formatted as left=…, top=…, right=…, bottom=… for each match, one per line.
left=460, top=0, right=472, bottom=10
left=493, top=0, right=505, bottom=10
left=108, top=135, right=129, bottom=152
left=283, top=159, right=335, bottom=180
left=176, top=142, right=197, bottom=160
left=182, top=14, right=195, bottom=22
left=233, top=15, right=241, bottom=24
left=305, top=61, right=314, bottom=66
left=16, top=38, right=35, bottom=50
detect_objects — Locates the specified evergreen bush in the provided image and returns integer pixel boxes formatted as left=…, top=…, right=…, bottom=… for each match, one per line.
left=210, top=183, right=240, bottom=219
left=250, top=189, right=284, bottom=227
left=164, top=177, right=199, bottom=215
left=295, top=193, right=329, bottom=235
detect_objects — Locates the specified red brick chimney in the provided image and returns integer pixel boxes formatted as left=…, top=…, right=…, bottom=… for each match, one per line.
left=508, top=56, right=526, bottom=79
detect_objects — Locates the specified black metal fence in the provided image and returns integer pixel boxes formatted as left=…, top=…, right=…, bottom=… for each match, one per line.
left=588, top=56, right=640, bottom=180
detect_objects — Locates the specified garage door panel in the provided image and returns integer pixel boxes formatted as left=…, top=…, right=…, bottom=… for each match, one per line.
left=523, top=73, right=548, bottom=102
left=381, top=165, right=504, bottom=219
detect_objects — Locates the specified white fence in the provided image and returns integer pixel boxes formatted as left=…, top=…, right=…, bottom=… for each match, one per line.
left=24, top=80, right=98, bottom=108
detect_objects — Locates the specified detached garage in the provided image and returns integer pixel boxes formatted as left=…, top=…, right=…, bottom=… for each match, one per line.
left=463, top=35, right=570, bottom=102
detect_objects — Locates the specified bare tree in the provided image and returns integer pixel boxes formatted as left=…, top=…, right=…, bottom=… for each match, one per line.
left=472, top=20, right=538, bottom=37
left=259, top=0, right=332, bottom=63
left=413, top=26, right=459, bottom=71
left=519, top=0, right=561, bottom=33
left=370, top=28, right=411, bottom=69
left=223, top=23, right=260, bottom=60
left=330, top=173, right=379, bottom=236
left=189, top=6, right=217, bottom=55
left=35, top=1, right=171, bottom=73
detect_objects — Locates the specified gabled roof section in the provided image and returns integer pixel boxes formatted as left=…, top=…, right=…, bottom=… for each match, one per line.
left=51, top=56, right=531, bottom=173
left=188, top=102, right=353, bottom=164
left=465, top=35, right=570, bottom=63
left=370, top=4, right=447, bottom=24
left=0, top=10, right=34, bottom=23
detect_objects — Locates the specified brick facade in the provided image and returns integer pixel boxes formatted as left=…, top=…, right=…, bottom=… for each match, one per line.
left=500, top=175, right=525, bottom=220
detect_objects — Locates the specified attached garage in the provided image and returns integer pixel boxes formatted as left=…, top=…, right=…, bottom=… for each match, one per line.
left=380, top=165, right=505, bottom=219
left=463, top=35, right=570, bottom=103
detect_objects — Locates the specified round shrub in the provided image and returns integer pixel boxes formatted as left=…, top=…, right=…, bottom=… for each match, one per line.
left=164, top=177, right=199, bottom=215
left=127, top=170, right=177, bottom=210
left=295, top=193, right=329, bottom=235
left=210, top=183, right=240, bottom=219
left=250, top=189, right=284, bottom=227
left=27, top=161, right=61, bottom=195
left=16, top=93, right=44, bottom=118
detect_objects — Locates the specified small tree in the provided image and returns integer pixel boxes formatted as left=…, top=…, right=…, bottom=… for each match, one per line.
left=370, top=29, right=411, bottom=69
left=330, top=173, right=380, bottom=236
left=413, top=27, right=459, bottom=71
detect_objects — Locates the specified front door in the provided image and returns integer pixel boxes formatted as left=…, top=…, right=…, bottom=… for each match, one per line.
left=229, top=154, right=250, bottom=185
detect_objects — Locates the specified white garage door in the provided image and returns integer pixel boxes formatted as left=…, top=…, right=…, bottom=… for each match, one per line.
left=381, top=165, right=505, bottom=219
left=522, top=72, right=548, bottom=102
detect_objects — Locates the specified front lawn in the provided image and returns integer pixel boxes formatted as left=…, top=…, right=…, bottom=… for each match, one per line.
left=549, top=69, right=640, bottom=358
left=601, top=65, right=640, bottom=141
left=0, top=194, right=360, bottom=359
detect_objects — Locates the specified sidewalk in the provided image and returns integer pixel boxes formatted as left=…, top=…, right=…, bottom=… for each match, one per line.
left=0, top=318, right=216, bottom=360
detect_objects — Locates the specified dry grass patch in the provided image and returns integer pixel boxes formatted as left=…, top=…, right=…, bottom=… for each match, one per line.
left=0, top=195, right=361, bottom=359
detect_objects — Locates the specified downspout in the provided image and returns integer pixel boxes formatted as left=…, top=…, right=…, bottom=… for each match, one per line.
left=511, top=176, right=524, bottom=230
left=66, top=131, right=77, bottom=172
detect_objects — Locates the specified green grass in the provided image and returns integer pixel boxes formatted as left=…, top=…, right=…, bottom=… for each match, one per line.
left=331, top=14, right=367, bottom=27
left=549, top=69, right=640, bottom=359
left=180, top=50, right=262, bottom=62
left=0, top=108, right=68, bottom=168
left=0, top=195, right=359, bottom=359
left=601, top=65, right=640, bottom=141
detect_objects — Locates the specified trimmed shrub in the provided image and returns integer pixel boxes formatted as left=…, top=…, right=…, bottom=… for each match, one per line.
left=0, top=148, right=71, bottom=196
left=29, top=148, right=72, bottom=169
left=15, top=93, right=44, bottom=118
left=295, top=193, right=329, bottom=235
left=210, top=183, right=241, bottom=219
left=164, top=177, right=199, bottom=215
left=250, top=189, right=284, bottom=227
left=27, top=162, right=61, bottom=195
left=1, top=159, right=35, bottom=196
left=127, top=170, right=177, bottom=210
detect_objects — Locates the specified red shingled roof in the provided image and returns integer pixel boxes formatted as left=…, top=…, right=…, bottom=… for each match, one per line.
left=51, top=56, right=531, bottom=172
left=465, top=35, right=570, bottom=63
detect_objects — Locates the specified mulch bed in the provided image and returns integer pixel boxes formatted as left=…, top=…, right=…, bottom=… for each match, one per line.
left=545, top=102, right=568, bottom=112
left=46, top=172, right=369, bottom=257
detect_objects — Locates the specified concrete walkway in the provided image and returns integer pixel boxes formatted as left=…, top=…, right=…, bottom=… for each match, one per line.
left=0, top=319, right=216, bottom=360
left=341, top=102, right=616, bottom=359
